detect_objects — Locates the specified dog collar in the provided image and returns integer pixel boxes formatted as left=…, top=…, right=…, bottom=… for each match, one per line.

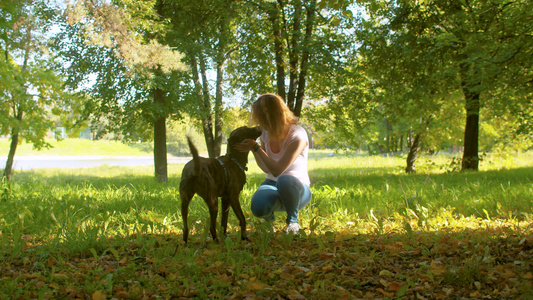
left=229, top=157, right=247, bottom=172
left=216, top=158, right=229, bottom=189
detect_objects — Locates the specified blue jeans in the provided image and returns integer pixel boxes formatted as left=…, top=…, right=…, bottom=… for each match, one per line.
left=250, top=175, right=312, bottom=225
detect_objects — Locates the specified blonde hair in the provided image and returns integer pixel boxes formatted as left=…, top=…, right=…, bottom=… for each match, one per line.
left=251, top=93, right=298, bottom=140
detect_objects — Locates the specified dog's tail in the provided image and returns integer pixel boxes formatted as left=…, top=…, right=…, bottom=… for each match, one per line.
left=187, top=137, right=201, bottom=176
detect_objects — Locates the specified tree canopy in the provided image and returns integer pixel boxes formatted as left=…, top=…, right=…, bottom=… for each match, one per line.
left=2, top=0, right=531, bottom=179
left=1, top=0, right=83, bottom=180
left=308, top=0, right=532, bottom=171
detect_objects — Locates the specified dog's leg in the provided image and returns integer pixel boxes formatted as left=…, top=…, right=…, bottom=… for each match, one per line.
left=206, top=195, right=219, bottom=242
left=229, top=197, right=249, bottom=241
left=221, top=197, right=231, bottom=236
left=180, top=191, right=193, bottom=244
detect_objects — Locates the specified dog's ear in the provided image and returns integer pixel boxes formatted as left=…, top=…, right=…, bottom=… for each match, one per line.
left=227, top=126, right=247, bottom=144
left=252, top=126, right=262, bottom=137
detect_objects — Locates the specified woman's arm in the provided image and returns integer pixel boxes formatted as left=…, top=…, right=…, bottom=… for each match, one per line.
left=253, top=141, right=270, bottom=173
left=234, top=138, right=269, bottom=173
left=237, top=138, right=306, bottom=177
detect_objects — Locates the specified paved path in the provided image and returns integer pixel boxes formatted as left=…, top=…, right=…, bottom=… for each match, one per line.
left=0, top=156, right=191, bottom=170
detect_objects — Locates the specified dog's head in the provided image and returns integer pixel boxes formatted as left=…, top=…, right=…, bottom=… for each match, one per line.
left=227, top=126, right=262, bottom=154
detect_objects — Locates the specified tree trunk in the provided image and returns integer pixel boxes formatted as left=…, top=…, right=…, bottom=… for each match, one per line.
left=199, top=56, right=216, bottom=158
left=405, top=133, right=421, bottom=173
left=200, top=57, right=216, bottom=158
left=461, top=92, right=480, bottom=171
left=213, top=13, right=231, bottom=158
left=3, top=110, right=23, bottom=181
left=286, top=0, right=302, bottom=111
left=294, top=0, right=316, bottom=118
left=269, top=1, right=285, bottom=100
left=153, top=88, right=168, bottom=183
left=460, top=66, right=481, bottom=171
left=190, top=55, right=215, bottom=159
left=4, top=37, right=28, bottom=181
left=385, top=118, right=391, bottom=152
left=214, top=64, right=224, bottom=158
left=367, top=145, right=374, bottom=156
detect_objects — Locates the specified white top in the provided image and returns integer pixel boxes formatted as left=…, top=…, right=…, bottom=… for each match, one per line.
left=261, top=124, right=310, bottom=186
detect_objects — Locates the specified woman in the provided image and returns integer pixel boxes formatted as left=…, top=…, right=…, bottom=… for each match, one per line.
left=236, top=93, right=312, bottom=234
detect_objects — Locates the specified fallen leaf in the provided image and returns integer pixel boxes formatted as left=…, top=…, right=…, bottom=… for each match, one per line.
left=280, top=272, right=295, bottom=280
left=288, top=290, right=306, bottom=300
left=388, top=282, right=402, bottom=292
left=219, top=274, right=232, bottom=283
left=430, top=260, right=447, bottom=276
left=501, top=268, right=516, bottom=279
left=380, top=278, right=390, bottom=288
left=376, top=287, right=394, bottom=297
left=322, top=263, right=334, bottom=272
left=92, top=290, right=106, bottom=300
left=470, top=291, right=482, bottom=298
left=320, top=253, right=335, bottom=259
left=442, top=287, right=453, bottom=296
left=296, top=266, right=311, bottom=273
left=52, top=273, right=69, bottom=281
left=115, top=291, right=129, bottom=299
left=247, top=281, right=269, bottom=291
left=49, top=283, right=60, bottom=290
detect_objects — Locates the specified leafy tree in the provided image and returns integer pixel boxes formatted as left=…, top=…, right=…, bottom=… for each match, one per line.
left=57, top=0, right=186, bottom=182
left=355, top=1, right=467, bottom=171
left=364, top=0, right=533, bottom=171
left=313, top=0, right=532, bottom=172
left=228, top=0, right=353, bottom=117
left=1, top=0, right=82, bottom=180
left=156, top=0, right=248, bottom=158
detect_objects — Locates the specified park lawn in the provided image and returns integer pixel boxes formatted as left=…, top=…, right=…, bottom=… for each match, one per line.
left=0, top=151, right=532, bottom=299
left=0, top=138, right=154, bottom=157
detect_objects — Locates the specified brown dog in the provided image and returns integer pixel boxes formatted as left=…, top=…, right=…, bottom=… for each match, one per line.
left=179, top=126, right=262, bottom=243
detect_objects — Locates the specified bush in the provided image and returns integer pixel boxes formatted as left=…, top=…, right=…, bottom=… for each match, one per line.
left=166, top=120, right=207, bottom=156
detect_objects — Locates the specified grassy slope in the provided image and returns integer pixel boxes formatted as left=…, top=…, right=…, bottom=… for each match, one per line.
left=0, top=151, right=532, bottom=299
left=0, top=138, right=153, bottom=156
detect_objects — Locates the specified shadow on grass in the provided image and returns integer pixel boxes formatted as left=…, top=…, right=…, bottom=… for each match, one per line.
left=2, top=220, right=532, bottom=299
left=308, top=165, right=533, bottom=188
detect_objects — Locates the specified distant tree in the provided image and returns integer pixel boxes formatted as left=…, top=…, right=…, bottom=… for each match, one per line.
left=313, top=0, right=532, bottom=172
left=362, top=0, right=533, bottom=171
left=1, top=0, right=82, bottom=180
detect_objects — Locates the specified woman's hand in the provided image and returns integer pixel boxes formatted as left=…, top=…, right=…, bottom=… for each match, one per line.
left=234, top=139, right=259, bottom=153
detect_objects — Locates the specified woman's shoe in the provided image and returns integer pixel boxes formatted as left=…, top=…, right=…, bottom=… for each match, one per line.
left=286, top=222, right=300, bottom=235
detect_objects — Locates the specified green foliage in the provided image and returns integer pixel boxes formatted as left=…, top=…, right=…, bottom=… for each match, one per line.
left=55, top=0, right=188, bottom=142
left=166, top=119, right=206, bottom=156
left=1, top=0, right=85, bottom=180
left=1, top=2, right=77, bottom=144
left=310, top=0, right=533, bottom=158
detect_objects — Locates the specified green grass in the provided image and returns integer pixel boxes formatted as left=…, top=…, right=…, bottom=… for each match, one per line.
left=1, top=150, right=532, bottom=299
left=0, top=138, right=154, bottom=156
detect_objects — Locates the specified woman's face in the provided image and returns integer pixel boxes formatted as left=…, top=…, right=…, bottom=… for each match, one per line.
left=252, top=101, right=268, bottom=130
